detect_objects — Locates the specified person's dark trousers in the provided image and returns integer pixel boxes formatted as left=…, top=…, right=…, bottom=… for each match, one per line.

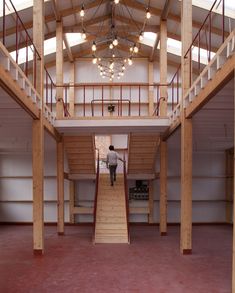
left=109, top=164, right=117, bottom=185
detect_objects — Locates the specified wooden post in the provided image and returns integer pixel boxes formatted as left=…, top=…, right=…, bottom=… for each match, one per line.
left=148, top=180, right=154, bottom=223
left=56, top=21, right=64, bottom=118
left=225, top=149, right=233, bottom=223
left=69, top=62, right=75, bottom=117
left=159, top=20, right=168, bottom=117
left=180, top=0, right=192, bottom=255
left=160, top=139, right=167, bottom=235
left=32, top=0, right=44, bottom=255
left=57, top=139, right=64, bottom=235
left=69, top=180, right=75, bottom=223
left=148, top=62, right=154, bottom=115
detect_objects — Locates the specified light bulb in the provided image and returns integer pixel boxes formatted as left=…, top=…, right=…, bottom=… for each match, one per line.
left=112, top=54, right=115, bottom=58
left=134, top=45, right=139, bottom=53
left=122, top=65, right=125, bottom=70
left=80, top=5, right=85, bottom=17
left=109, top=43, right=114, bottom=49
left=113, top=37, right=118, bottom=46
left=128, top=58, right=133, bottom=65
left=92, top=57, right=97, bottom=64
left=130, top=47, right=133, bottom=52
left=139, top=32, right=144, bottom=41
left=114, top=0, right=119, bottom=4
left=82, top=30, right=86, bottom=40
left=120, top=71, right=124, bottom=76
left=146, top=8, right=151, bottom=19
left=117, top=76, right=120, bottom=79
left=102, top=75, right=105, bottom=78
left=100, top=72, right=103, bottom=76
left=92, top=42, right=96, bottom=51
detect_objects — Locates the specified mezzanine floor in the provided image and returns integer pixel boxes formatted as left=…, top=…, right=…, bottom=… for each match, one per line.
left=0, top=224, right=232, bottom=293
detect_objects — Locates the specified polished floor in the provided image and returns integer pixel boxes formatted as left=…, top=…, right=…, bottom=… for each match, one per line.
left=0, top=225, right=232, bottom=293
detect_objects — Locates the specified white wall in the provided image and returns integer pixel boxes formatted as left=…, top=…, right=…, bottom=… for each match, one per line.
left=0, top=133, right=70, bottom=223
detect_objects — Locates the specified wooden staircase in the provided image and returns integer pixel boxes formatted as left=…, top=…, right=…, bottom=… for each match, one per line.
left=64, top=135, right=96, bottom=178
left=94, top=174, right=129, bottom=244
left=128, top=133, right=160, bottom=177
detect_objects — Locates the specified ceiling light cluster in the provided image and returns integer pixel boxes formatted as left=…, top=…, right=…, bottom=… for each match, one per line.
left=79, top=2, right=152, bottom=81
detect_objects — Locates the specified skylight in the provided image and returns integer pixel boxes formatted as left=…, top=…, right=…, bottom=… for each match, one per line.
left=180, top=0, right=235, bottom=19
left=166, top=37, right=215, bottom=65
left=0, top=0, right=50, bottom=17
left=10, top=34, right=86, bottom=64
left=140, top=32, right=157, bottom=47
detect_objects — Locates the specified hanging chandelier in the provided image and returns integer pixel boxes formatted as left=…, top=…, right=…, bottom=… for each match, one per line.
left=79, top=0, right=152, bottom=81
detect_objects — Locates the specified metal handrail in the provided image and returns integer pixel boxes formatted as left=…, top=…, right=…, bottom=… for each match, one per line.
left=123, top=152, right=130, bottom=243
left=93, top=148, right=100, bottom=242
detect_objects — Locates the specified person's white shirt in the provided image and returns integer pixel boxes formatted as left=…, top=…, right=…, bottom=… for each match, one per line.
left=106, top=150, right=121, bottom=166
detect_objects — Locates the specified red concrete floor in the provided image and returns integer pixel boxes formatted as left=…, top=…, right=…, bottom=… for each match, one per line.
left=0, top=224, right=232, bottom=293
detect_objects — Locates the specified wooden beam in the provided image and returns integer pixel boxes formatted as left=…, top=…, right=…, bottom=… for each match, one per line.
left=51, top=0, right=61, bottom=21
left=150, top=0, right=171, bottom=62
left=123, top=0, right=162, bottom=16
left=160, top=140, right=167, bottom=235
left=69, top=62, right=75, bottom=116
left=57, top=139, right=65, bottom=235
left=63, top=34, right=74, bottom=62
left=32, top=0, right=44, bottom=255
left=180, top=0, right=192, bottom=255
left=186, top=54, right=235, bottom=118
left=148, top=62, right=154, bottom=115
left=43, top=118, right=61, bottom=142
left=69, top=181, right=75, bottom=223
left=159, top=20, right=168, bottom=116
left=162, top=0, right=172, bottom=21
left=56, top=21, right=64, bottom=118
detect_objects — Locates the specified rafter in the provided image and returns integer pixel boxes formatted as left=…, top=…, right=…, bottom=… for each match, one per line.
left=63, top=34, right=74, bottom=62
left=150, top=0, right=171, bottom=62
left=51, top=0, right=61, bottom=21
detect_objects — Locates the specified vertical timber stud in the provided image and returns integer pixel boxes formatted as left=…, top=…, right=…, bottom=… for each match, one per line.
left=69, top=181, right=75, bottom=223
left=225, top=149, right=233, bottom=223
left=57, top=138, right=64, bottom=235
left=32, top=0, right=44, bottom=255
left=56, top=21, right=64, bottom=118
left=180, top=0, right=192, bottom=255
left=69, top=62, right=75, bottom=117
left=148, top=180, right=154, bottom=223
left=160, top=140, right=167, bottom=235
left=159, top=20, right=167, bottom=116
left=148, top=62, right=154, bottom=115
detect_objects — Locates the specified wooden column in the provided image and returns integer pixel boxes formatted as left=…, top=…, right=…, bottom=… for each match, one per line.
left=56, top=21, right=64, bottom=118
left=69, top=62, right=75, bottom=117
left=32, top=0, right=44, bottom=255
left=57, top=139, right=64, bottom=235
left=180, top=0, right=192, bottom=255
left=160, top=139, right=167, bottom=235
left=148, top=62, right=154, bottom=115
left=148, top=180, right=154, bottom=223
left=69, top=180, right=75, bottom=223
left=159, top=20, right=168, bottom=116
